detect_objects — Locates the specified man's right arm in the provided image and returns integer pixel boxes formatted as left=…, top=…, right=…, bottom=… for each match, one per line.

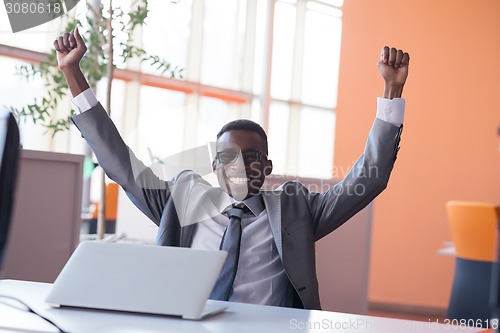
left=54, top=29, right=170, bottom=225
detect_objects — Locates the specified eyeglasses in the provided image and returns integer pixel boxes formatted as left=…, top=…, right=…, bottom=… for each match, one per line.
left=215, top=149, right=268, bottom=164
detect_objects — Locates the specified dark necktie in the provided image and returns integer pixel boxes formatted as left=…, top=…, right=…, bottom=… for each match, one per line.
left=209, top=206, right=244, bottom=301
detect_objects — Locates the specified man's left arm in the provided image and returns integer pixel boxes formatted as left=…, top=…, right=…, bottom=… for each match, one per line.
left=311, top=46, right=410, bottom=241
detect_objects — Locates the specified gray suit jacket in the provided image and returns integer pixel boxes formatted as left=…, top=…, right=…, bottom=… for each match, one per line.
left=72, top=103, right=403, bottom=310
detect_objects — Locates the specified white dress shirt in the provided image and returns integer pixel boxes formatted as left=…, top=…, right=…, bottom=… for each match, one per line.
left=190, top=194, right=289, bottom=306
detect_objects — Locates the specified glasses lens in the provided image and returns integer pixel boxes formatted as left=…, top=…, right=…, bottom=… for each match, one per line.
left=217, top=151, right=239, bottom=164
left=242, top=152, right=260, bottom=163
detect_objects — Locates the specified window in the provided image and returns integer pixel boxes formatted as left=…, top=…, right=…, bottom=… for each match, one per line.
left=136, top=85, right=186, bottom=162
left=0, top=0, right=343, bottom=179
left=0, top=56, right=46, bottom=150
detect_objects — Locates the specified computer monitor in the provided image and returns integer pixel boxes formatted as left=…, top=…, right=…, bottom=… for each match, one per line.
left=0, top=111, right=20, bottom=273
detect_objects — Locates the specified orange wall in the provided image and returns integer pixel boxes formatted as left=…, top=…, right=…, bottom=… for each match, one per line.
left=335, top=0, right=500, bottom=309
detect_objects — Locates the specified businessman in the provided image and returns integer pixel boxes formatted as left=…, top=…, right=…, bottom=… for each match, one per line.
left=54, top=28, right=409, bottom=310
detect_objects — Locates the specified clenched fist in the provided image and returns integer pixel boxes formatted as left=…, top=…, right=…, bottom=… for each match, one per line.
left=53, top=28, right=87, bottom=70
left=378, top=46, right=410, bottom=98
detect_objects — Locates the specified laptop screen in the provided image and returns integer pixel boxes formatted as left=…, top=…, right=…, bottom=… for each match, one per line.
left=0, top=111, right=20, bottom=274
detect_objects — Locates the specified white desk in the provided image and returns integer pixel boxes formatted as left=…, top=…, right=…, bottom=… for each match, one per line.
left=438, top=246, right=456, bottom=256
left=0, top=280, right=484, bottom=333
left=438, top=241, right=456, bottom=256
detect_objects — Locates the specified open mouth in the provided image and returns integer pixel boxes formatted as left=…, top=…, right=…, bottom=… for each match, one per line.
left=227, top=176, right=249, bottom=185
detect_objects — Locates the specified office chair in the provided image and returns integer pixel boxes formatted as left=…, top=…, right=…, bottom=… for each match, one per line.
left=85, top=182, right=119, bottom=234
left=446, top=201, right=499, bottom=322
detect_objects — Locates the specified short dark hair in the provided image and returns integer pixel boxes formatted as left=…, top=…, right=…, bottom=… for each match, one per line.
left=217, top=119, right=268, bottom=154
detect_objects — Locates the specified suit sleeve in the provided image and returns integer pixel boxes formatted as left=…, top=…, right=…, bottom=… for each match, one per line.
left=309, top=119, right=403, bottom=241
left=71, top=103, right=171, bottom=225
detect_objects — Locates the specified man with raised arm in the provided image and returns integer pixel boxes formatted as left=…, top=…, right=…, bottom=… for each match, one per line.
left=54, top=28, right=409, bottom=310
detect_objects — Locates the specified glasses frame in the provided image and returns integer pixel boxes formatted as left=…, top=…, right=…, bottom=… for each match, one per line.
left=215, top=149, right=268, bottom=165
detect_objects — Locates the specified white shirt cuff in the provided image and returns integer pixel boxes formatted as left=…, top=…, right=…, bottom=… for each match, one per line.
left=376, top=97, right=405, bottom=126
left=71, top=88, right=98, bottom=114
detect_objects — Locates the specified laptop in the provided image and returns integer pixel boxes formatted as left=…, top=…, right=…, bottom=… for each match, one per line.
left=46, top=241, right=228, bottom=320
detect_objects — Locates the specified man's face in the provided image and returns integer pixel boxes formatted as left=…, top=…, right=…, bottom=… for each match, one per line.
left=212, top=130, right=273, bottom=200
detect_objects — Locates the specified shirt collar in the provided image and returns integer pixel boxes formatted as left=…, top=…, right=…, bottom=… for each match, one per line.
left=216, top=192, right=265, bottom=217
left=241, top=194, right=265, bottom=216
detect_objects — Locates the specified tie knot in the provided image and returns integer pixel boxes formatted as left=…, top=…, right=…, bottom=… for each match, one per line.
left=226, top=207, right=244, bottom=220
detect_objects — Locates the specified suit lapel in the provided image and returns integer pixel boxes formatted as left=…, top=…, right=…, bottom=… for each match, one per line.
left=180, top=224, right=196, bottom=247
left=157, top=200, right=196, bottom=247
left=262, top=190, right=283, bottom=260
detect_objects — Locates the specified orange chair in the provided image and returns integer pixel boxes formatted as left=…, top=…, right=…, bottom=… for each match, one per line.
left=92, top=182, right=119, bottom=221
left=446, top=201, right=499, bottom=322
left=87, top=182, right=119, bottom=234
